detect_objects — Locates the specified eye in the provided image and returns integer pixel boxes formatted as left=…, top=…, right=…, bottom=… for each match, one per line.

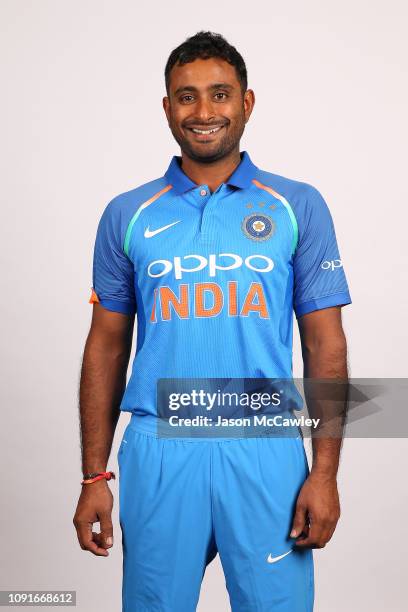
left=214, top=92, right=228, bottom=100
left=180, top=94, right=194, bottom=103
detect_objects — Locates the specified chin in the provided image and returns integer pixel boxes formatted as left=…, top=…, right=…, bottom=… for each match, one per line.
left=188, top=145, right=228, bottom=163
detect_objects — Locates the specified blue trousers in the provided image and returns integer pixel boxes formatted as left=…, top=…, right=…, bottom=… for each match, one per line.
left=118, top=416, right=314, bottom=611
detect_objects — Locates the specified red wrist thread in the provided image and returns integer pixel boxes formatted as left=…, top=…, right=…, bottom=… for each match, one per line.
left=81, top=471, right=116, bottom=485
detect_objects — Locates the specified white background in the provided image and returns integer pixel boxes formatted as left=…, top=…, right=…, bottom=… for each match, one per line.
left=1, top=0, right=407, bottom=610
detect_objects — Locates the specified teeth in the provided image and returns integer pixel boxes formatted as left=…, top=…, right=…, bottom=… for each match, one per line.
left=191, top=126, right=222, bottom=135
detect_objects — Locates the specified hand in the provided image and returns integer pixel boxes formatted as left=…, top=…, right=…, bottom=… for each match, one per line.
left=73, top=480, right=114, bottom=556
left=290, top=472, right=340, bottom=549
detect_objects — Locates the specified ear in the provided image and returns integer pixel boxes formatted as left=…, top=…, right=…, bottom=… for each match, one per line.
left=163, top=96, right=171, bottom=124
left=244, top=89, right=255, bottom=123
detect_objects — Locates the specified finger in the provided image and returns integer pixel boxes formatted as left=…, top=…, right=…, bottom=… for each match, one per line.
left=294, top=521, right=310, bottom=542
left=75, top=520, right=109, bottom=556
left=295, top=521, right=326, bottom=549
left=94, top=531, right=114, bottom=550
left=91, top=531, right=110, bottom=556
left=319, top=523, right=337, bottom=546
left=99, top=512, right=114, bottom=549
left=313, top=517, right=338, bottom=547
left=290, top=504, right=308, bottom=539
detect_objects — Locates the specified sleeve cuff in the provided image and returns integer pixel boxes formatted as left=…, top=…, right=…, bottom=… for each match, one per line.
left=99, top=298, right=136, bottom=315
left=88, top=289, right=136, bottom=315
left=294, top=291, right=352, bottom=319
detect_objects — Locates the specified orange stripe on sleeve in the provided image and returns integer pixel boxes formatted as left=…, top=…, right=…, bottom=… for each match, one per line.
left=89, top=288, right=100, bottom=304
left=252, top=178, right=283, bottom=200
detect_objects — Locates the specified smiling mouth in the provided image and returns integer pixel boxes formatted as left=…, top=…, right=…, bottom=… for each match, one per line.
left=186, top=125, right=225, bottom=136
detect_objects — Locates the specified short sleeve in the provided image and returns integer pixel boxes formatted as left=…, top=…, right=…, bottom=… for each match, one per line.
left=89, top=199, right=136, bottom=315
left=293, top=186, right=352, bottom=318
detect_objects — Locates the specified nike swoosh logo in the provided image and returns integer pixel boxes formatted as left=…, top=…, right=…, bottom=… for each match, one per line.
left=144, top=221, right=180, bottom=238
left=267, top=550, right=292, bottom=564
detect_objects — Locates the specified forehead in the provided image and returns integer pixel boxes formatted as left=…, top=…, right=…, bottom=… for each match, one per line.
left=169, top=57, right=240, bottom=92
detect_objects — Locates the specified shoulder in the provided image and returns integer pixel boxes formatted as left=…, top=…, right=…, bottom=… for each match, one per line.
left=104, top=175, right=169, bottom=220
left=97, top=175, right=169, bottom=240
left=255, top=168, right=332, bottom=227
left=256, top=168, right=325, bottom=206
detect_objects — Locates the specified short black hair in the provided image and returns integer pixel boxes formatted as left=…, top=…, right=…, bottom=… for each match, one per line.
left=164, top=31, right=248, bottom=95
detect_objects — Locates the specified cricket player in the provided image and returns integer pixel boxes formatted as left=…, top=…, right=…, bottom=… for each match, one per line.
left=74, top=30, right=352, bottom=611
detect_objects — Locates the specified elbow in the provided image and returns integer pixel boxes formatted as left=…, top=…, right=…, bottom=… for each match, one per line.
left=302, top=332, right=348, bottom=363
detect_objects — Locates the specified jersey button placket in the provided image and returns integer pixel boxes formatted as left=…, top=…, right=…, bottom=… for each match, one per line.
left=199, top=184, right=223, bottom=242
left=198, top=186, right=210, bottom=236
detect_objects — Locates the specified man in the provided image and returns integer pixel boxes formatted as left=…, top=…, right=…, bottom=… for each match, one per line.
left=74, top=31, right=351, bottom=611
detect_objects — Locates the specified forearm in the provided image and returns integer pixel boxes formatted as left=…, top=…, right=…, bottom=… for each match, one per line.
left=79, top=333, right=130, bottom=474
left=303, top=336, right=348, bottom=480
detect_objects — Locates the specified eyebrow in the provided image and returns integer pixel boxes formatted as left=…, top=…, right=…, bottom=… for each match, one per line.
left=174, top=83, right=234, bottom=95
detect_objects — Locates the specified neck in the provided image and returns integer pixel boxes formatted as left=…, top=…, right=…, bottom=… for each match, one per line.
left=180, top=148, right=242, bottom=193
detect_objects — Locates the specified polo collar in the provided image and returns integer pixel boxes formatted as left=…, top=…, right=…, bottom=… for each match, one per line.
left=164, top=151, right=258, bottom=195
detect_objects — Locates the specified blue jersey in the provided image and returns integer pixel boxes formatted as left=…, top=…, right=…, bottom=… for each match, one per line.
left=89, top=151, right=351, bottom=418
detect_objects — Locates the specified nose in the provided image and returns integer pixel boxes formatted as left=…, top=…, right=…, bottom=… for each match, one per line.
left=195, top=96, right=216, bottom=123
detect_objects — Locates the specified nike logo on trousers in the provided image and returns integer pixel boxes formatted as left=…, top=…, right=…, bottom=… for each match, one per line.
left=267, top=550, right=293, bottom=564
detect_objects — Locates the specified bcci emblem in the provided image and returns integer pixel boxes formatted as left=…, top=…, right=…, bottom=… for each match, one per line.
left=242, top=213, right=275, bottom=242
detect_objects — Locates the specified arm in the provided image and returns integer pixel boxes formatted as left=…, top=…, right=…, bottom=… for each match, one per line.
left=290, top=306, right=349, bottom=548
left=73, top=303, right=134, bottom=556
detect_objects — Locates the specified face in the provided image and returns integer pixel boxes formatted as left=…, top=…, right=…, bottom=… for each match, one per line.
left=163, top=57, right=255, bottom=163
